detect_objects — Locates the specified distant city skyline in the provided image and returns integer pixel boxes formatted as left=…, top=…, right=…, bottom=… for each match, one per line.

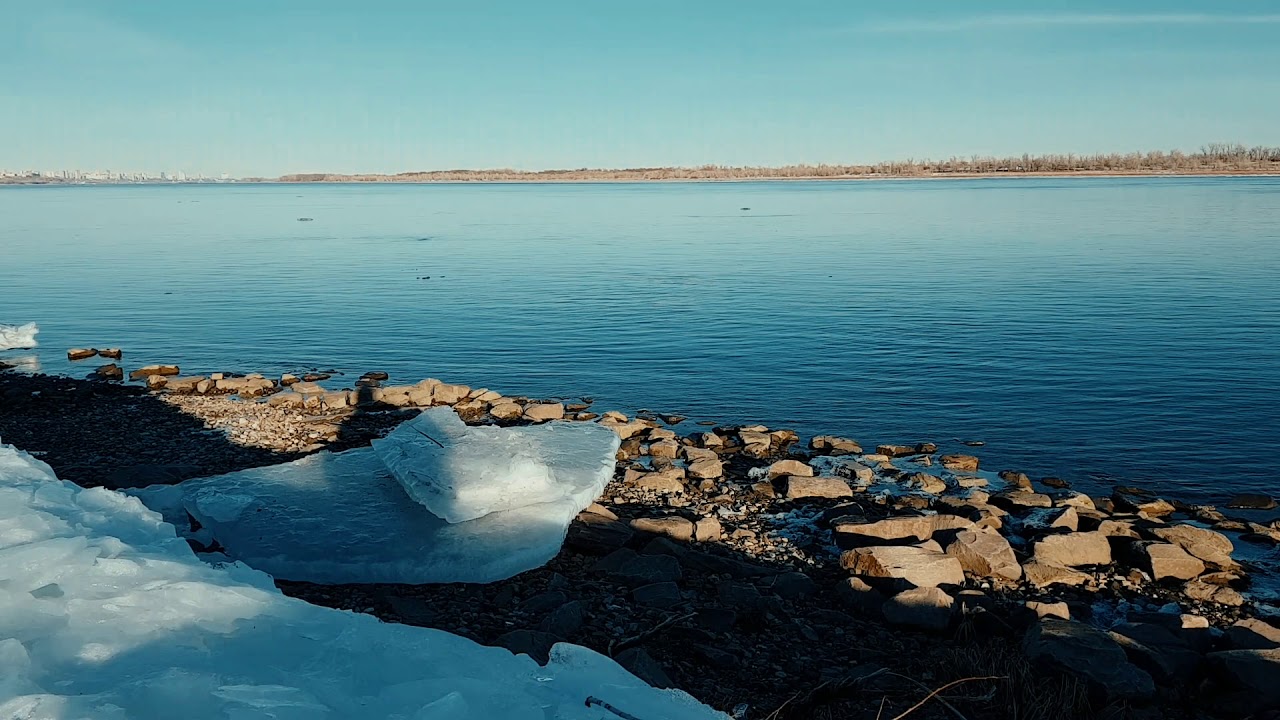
left=2, top=1, right=1278, bottom=177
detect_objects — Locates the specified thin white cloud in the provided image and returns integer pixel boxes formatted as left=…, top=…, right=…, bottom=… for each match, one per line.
left=859, top=13, right=1280, bottom=33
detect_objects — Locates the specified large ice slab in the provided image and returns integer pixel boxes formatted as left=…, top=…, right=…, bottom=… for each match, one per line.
left=131, top=443, right=613, bottom=585
left=0, top=442, right=724, bottom=720
left=373, top=407, right=622, bottom=523
left=0, top=322, right=38, bottom=351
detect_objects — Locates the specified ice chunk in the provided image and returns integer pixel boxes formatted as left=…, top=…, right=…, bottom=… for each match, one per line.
left=0, top=442, right=725, bottom=720
left=373, top=407, right=622, bottom=523
left=131, top=443, right=614, bottom=584
left=0, top=322, right=38, bottom=351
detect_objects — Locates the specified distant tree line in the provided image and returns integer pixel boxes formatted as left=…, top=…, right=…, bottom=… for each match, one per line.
left=278, top=144, right=1280, bottom=182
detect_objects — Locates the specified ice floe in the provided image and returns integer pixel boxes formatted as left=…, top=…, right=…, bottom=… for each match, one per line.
left=0, top=322, right=38, bottom=351
left=0, top=442, right=723, bottom=720
left=131, top=408, right=621, bottom=585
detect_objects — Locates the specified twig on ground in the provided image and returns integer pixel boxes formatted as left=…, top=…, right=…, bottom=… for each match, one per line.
left=607, top=611, right=695, bottom=656
left=586, top=696, right=645, bottom=720
left=890, top=676, right=1005, bottom=720
left=762, top=667, right=889, bottom=720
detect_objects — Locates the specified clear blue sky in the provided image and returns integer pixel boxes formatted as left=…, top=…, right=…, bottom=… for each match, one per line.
left=2, top=0, right=1277, bottom=177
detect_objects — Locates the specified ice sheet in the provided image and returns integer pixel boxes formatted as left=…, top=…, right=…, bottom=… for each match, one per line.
left=373, top=407, right=621, bottom=523
left=0, top=322, right=38, bottom=351
left=0, top=442, right=725, bottom=720
left=131, top=446, right=609, bottom=584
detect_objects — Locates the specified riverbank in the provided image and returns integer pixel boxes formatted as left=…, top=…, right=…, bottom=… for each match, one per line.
left=1, top=365, right=1278, bottom=718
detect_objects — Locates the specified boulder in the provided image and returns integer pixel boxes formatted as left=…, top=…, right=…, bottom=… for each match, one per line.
left=1025, top=601, right=1070, bottom=620
left=539, top=600, right=583, bottom=638
left=490, top=402, right=523, bottom=420
left=1023, top=619, right=1155, bottom=702
left=811, top=435, right=862, bottom=455
left=522, top=403, right=565, bottom=422
left=998, top=470, right=1033, bottom=490
left=144, top=374, right=169, bottom=389
left=600, top=418, right=651, bottom=440
left=566, top=512, right=633, bottom=553
left=944, top=528, right=1022, bottom=581
left=595, top=549, right=682, bottom=587
left=1150, top=525, right=1236, bottom=569
left=1225, top=619, right=1280, bottom=650
left=129, top=364, right=179, bottom=380
left=1109, top=623, right=1203, bottom=685
left=164, top=376, right=206, bottom=393
left=693, top=517, right=722, bottom=542
left=1022, top=561, right=1090, bottom=588
left=647, top=439, right=680, bottom=460
left=633, top=582, right=683, bottom=609
left=1206, top=649, right=1280, bottom=713
left=630, top=516, right=695, bottom=542
left=882, top=587, right=954, bottom=631
left=1022, top=506, right=1078, bottom=533
left=765, top=571, right=816, bottom=600
left=1183, top=580, right=1244, bottom=607
left=687, top=457, right=723, bottom=480
left=90, top=363, right=123, bottom=381
left=739, top=430, right=772, bottom=458
left=1033, top=532, right=1112, bottom=567
left=841, top=546, right=965, bottom=589
left=832, top=514, right=974, bottom=548
left=877, top=444, right=917, bottom=458
left=767, top=459, right=813, bottom=478
left=432, top=383, right=471, bottom=405
left=66, top=348, right=98, bottom=360
left=627, top=468, right=686, bottom=495
left=98, top=348, right=122, bottom=359
left=836, top=577, right=885, bottom=615
left=939, top=454, right=979, bottom=472
left=785, top=475, right=852, bottom=500
left=1130, top=542, right=1206, bottom=581
left=613, top=648, right=674, bottom=689
left=1113, top=489, right=1176, bottom=517
left=1226, top=493, right=1276, bottom=510
left=990, top=489, right=1052, bottom=509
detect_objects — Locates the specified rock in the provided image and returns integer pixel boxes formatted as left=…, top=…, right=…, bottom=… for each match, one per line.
left=836, top=577, right=885, bottom=615
left=687, top=457, right=723, bottom=480
left=494, top=630, right=561, bottom=665
left=144, top=374, right=168, bottom=389
left=811, top=435, right=862, bottom=455
left=767, top=459, right=813, bottom=479
left=1226, top=493, right=1277, bottom=510
left=595, top=549, right=682, bottom=586
left=882, top=587, right=954, bottom=631
left=613, top=648, right=674, bottom=689
left=164, top=376, right=207, bottom=393
left=939, top=454, right=979, bottom=471
left=630, top=516, right=695, bottom=542
left=520, top=590, right=568, bottom=614
left=522, top=402, right=564, bottom=422
left=832, top=514, right=974, bottom=548
left=101, top=464, right=200, bottom=490
left=1206, top=649, right=1280, bottom=712
left=489, top=402, right=523, bottom=420
left=877, top=444, right=917, bottom=458
left=539, top=600, right=583, bottom=638
left=998, top=470, right=1033, bottom=490
left=904, top=472, right=946, bottom=494
left=1132, top=542, right=1206, bottom=581
left=841, top=546, right=965, bottom=589
left=1022, top=561, right=1091, bottom=588
left=566, top=512, right=633, bottom=553
left=766, top=571, right=816, bottom=600
left=990, top=489, right=1052, bottom=509
left=600, top=417, right=651, bottom=440
left=279, top=373, right=299, bottom=386
left=739, top=430, right=772, bottom=458
left=1095, top=519, right=1139, bottom=538
left=628, top=468, right=686, bottom=494
left=785, top=475, right=852, bottom=500
left=89, top=363, right=123, bottom=381
left=1023, top=619, right=1155, bottom=701
left=1025, top=601, right=1070, bottom=620
left=66, top=348, right=97, bottom=360
left=301, top=372, right=330, bottom=382
left=1041, top=476, right=1070, bottom=489
left=1150, top=525, right=1236, bottom=569
left=633, top=581, right=683, bottom=608
left=432, top=383, right=471, bottom=405
left=1109, top=623, right=1204, bottom=685
left=1225, top=619, right=1280, bottom=650
left=129, top=364, right=179, bottom=380
left=944, top=528, right=1022, bottom=581
left=1183, top=580, right=1244, bottom=607
left=693, top=516, right=722, bottom=542
left=955, top=476, right=988, bottom=488
left=1033, top=531, right=1112, bottom=567
left=1051, top=490, right=1095, bottom=510
left=1022, top=506, right=1079, bottom=533
left=647, top=439, right=679, bottom=460
left=1113, top=489, right=1176, bottom=516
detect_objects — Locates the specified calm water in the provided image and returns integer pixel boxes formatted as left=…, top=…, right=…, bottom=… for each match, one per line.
left=2, top=178, right=1278, bottom=505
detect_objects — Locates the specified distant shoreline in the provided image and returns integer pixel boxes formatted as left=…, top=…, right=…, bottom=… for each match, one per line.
left=4, top=168, right=1280, bottom=187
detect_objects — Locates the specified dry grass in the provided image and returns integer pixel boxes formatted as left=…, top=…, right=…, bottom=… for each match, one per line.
left=935, top=643, right=1092, bottom=720
left=279, top=144, right=1280, bottom=182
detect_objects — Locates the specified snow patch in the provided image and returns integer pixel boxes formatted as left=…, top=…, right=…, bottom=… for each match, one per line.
left=0, top=323, right=38, bottom=351
left=0, top=441, right=724, bottom=719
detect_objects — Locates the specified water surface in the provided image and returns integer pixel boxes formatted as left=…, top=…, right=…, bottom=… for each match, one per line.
left=2, top=178, right=1278, bottom=505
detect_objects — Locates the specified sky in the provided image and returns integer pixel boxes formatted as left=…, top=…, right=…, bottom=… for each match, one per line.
left=1, top=0, right=1278, bottom=177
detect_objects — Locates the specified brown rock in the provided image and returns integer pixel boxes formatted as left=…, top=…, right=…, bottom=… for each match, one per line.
left=832, top=514, right=975, bottom=547
left=628, top=468, right=686, bottom=495
left=66, top=348, right=98, bottom=360
left=687, top=457, right=723, bottom=480
left=693, top=517, right=722, bottom=542
left=939, top=454, right=979, bottom=471
left=841, top=546, right=965, bottom=588
left=877, top=444, right=917, bottom=458
left=1033, top=531, right=1112, bottom=567
left=1023, top=620, right=1155, bottom=701
left=1022, top=561, right=1091, bottom=588
left=785, top=475, right=852, bottom=500
left=767, top=459, right=813, bottom=479
left=1135, top=542, right=1205, bottom=581
left=490, top=402, right=523, bottom=420
left=129, top=364, right=179, bottom=380
left=883, top=587, right=955, bottom=630
left=945, top=528, right=1022, bottom=581
left=522, top=402, right=565, bottom=422
left=811, top=435, right=862, bottom=455
left=1150, top=525, right=1236, bottom=569
left=630, top=516, right=695, bottom=542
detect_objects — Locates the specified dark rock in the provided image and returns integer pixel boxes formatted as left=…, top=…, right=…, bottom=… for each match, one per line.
left=1226, top=493, right=1276, bottom=510
left=383, top=594, right=437, bottom=626
left=302, top=373, right=331, bottom=382
left=1042, top=476, right=1070, bottom=489
left=613, top=648, right=674, bottom=688
left=595, top=549, right=682, bottom=587
left=67, top=348, right=98, bottom=361
left=633, top=581, right=683, bottom=608
left=690, top=643, right=740, bottom=669
left=836, top=577, right=886, bottom=615
left=100, top=464, right=201, bottom=490
left=519, top=590, right=568, bottom=614
left=539, top=600, right=583, bottom=638
left=360, top=371, right=390, bottom=381
left=695, top=608, right=738, bottom=632
left=1206, top=649, right=1280, bottom=713
left=998, top=470, right=1033, bottom=489
left=1109, top=622, right=1203, bottom=685
left=1226, top=619, right=1280, bottom=650
left=882, top=587, right=954, bottom=631
left=764, top=571, right=816, bottom=600
left=495, top=630, right=561, bottom=665
left=1023, top=619, right=1155, bottom=702
left=88, top=363, right=123, bottom=381
left=128, top=364, right=179, bottom=380
left=566, top=512, right=633, bottom=553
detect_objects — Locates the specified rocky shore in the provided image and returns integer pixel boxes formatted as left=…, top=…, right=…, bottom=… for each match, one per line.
left=2, top=360, right=1279, bottom=719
